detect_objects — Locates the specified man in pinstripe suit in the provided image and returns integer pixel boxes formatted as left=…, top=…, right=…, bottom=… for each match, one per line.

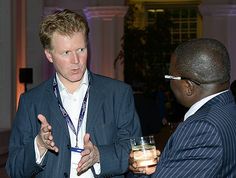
left=130, top=38, right=236, bottom=177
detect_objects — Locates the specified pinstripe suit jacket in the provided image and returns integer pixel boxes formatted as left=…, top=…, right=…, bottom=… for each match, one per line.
left=152, top=91, right=236, bottom=178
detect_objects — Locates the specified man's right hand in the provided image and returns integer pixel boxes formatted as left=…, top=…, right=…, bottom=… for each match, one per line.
left=129, top=149, right=160, bottom=175
left=36, top=114, right=59, bottom=156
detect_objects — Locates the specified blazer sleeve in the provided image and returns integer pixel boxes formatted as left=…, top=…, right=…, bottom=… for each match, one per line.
left=152, top=120, right=223, bottom=178
left=6, top=95, right=43, bottom=177
left=95, top=85, right=142, bottom=176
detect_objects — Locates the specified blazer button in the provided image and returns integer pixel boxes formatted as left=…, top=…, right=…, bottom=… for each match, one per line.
left=64, top=172, right=69, bottom=177
left=67, top=144, right=71, bottom=150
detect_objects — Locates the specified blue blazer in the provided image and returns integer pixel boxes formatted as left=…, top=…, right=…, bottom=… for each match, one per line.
left=152, top=91, right=236, bottom=178
left=6, top=72, right=142, bottom=178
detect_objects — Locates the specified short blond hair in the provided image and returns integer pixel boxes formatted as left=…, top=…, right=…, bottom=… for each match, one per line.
left=39, top=9, right=89, bottom=50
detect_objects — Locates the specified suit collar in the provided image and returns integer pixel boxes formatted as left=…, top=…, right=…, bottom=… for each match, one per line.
left=86, top=72, right=105, bottom=134
left=184, top=90, right=234, bottom=122
left=184, top=90, right=229, bottom=121
left=203, top=90, right=234, bottom=107
left=44, top=75, right=70, bottom=139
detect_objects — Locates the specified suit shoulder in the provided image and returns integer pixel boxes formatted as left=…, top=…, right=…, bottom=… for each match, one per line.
left=91, top=73, right=131, bottom=90
left=20, top=77, right=52, bottom=99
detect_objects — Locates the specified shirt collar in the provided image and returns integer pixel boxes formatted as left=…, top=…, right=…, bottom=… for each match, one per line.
left=184, top=90, right=228, bottom=121
left=56, top=69, right=89, bottom=93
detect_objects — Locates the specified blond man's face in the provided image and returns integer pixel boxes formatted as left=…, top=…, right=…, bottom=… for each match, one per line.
left=45, top=31, right=88, bottom=87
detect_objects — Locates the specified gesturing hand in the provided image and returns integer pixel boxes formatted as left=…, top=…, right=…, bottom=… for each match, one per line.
left=77, top=133, right=100, bottom=175
left=36, top=114, right=59, bottom=156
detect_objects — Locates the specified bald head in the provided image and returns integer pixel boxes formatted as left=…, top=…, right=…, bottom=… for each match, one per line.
left=174, top=38, right=230, bottom=85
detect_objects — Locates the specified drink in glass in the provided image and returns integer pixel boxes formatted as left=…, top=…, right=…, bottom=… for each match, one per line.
left=130, top=135, right=157, bottom=168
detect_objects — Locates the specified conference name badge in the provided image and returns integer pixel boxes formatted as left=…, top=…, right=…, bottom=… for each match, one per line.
left=71, top=147, right=84, bottom=170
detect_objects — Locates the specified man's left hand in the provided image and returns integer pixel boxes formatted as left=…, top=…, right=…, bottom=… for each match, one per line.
left=77, top=133, right=100, bottom=174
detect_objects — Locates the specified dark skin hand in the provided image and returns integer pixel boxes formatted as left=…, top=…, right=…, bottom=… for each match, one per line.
left=129, top=149, right=161, bottom=175
left=77, top=133, right=100, bottom=175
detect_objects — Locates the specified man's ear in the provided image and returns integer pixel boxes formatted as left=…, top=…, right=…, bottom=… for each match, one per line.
left=185, top=80, right=195, bottom=96
left=44, top=49, right=53, bottom=63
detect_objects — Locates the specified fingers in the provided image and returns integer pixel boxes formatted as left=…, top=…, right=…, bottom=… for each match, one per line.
left=130, top=151, right=134, bottom=158
left=144, top=166, right=156, bottom=175
left=38, top=114, right=49, bottom=126
left=83, top=133, right=90, bottom=145
left=37, top=114, right=59, bottom=153
left=77, top=134, right=100, bottom=174
left=38, top=114, right=52, bottom=132
left=156, top=149, right=161, bottom=157
left=77, top=151, right=91, bottom=173
left=129, top=162, right=146, bottom=174
left=51, top=144, right=59, bottom=153
left=129, top=162, right=156, bottom=175
left=129, top=151, right=143, bottom=174
left=77, top=155, right=92, bottom=174
left=156, top=149, right=161, bottom=163
left=129, top=149, right=159, bottom=175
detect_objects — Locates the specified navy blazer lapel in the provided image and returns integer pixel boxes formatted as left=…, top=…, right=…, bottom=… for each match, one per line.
left=184, top=90, right=234, bottom=124
left=86, top=72, right=105, bottom=134
left=45, top=76, right=70, bottom=139
left=197, top=90, right=233, bottom=112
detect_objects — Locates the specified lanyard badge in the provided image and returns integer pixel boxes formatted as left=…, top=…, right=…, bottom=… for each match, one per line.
left=53, top=77, right=89, bottom=148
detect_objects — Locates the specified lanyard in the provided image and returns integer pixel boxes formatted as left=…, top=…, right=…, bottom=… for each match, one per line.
left=53, top=77, right=89, bottom=147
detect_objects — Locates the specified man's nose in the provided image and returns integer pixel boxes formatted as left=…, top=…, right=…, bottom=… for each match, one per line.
left=72, top=53, right=79, bottom=63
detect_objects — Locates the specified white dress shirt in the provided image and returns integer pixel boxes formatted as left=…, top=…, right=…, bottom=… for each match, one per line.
left=184, top=90, right=228, bottom=121
left=35, top=69, right=100, bottom=177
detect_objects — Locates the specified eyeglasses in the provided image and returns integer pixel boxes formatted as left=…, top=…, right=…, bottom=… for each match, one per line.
left=164, top=75, right=201, bottom=85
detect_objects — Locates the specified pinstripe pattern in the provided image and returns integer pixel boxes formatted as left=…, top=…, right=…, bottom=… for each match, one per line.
left=152, top=91, right=236, bottom=178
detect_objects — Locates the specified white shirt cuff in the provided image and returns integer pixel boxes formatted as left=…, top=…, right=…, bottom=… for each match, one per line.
left=34, top=136, right=47, bottom=164
left=93, top=162, right=101, bottom=175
